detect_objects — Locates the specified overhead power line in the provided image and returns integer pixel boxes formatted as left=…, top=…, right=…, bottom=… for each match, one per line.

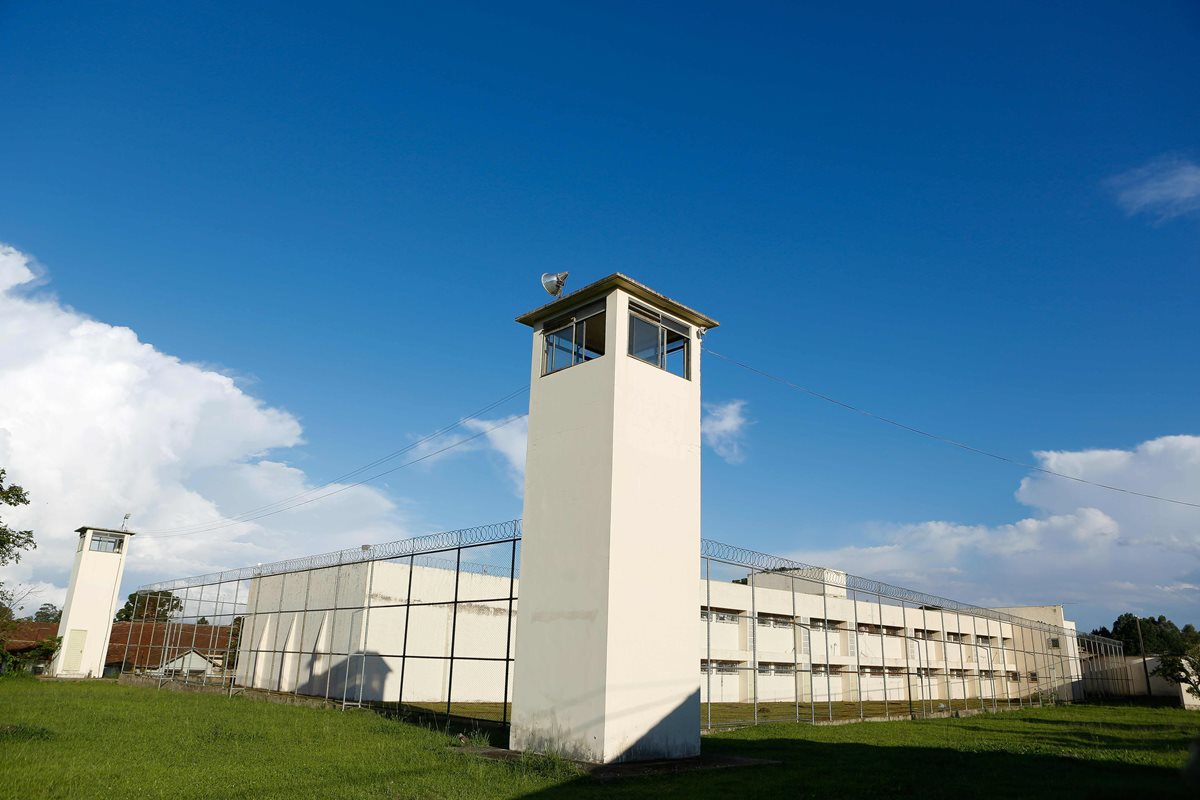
left=703, top=346, right=1200, bottom=510
left=140, top=387, right=529, bottom=538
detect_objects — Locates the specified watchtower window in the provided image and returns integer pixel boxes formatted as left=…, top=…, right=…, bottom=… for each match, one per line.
left=628, top=302, right=690, bottom=379
left=89, top=533, right=123, bottom=554
left=542, top=302, right=606, bottom=376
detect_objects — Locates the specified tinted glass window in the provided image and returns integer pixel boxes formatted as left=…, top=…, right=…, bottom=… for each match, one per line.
left=628, top=308, right=690, bottom=379
left=629, top=314, right=661, bottom=365
left=90, top=534, right=123, bottom=553
left=543, top=309, right=606, bottom=375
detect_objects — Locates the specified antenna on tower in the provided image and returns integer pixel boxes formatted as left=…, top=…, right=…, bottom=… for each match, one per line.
left=120, top=513, right=131, bottom=532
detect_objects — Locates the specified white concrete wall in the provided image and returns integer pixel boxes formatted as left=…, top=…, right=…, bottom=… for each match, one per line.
left=1126, top=657, right=1200, bottom=709
left=50, top=529, right=132, bottom=678
left=235, top=560, right=517, bottom=705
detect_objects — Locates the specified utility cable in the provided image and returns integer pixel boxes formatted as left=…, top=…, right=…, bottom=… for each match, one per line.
left=703, top=346, right=1200, bottom=510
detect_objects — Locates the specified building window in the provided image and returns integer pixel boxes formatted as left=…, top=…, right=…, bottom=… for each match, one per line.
left=701, top=607, right=740, bottom=624
left=89, top=533, right=123, bottom=554
left=542, top=302, right=606, bottom=375
left=1048, top=638, right=1060, bottom=649
left=628, top=302, right=690, bottom=379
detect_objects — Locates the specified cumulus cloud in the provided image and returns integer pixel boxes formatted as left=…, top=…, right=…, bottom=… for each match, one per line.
left=0, top=243, right=413, bottom=605
left=702, top=400, right=750, bottom=464
left=791, top=435, right=1200, bottom=630
left=1108, top=157, right=1200, bottom=222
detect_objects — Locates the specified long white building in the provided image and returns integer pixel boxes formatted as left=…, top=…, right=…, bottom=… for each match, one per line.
left=226, top=555, right=1104, bottom=711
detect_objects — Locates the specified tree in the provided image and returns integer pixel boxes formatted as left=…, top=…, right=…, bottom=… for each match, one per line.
left=225, top=616, right=245, bottom=670
left=31, top=603, right=61, bottom=623
left=0, top=469, right=34, bottom=568
left=196, top=616, right=209, bottom=625
left=1152, top=645, right=1200, bottom=702
left=0, top=585, right=37, bottom=633
left=0, top=469, right=36, bottom=653
left=1096, top=613, right=1188, bottom=657
left=1182, top=624, right=1200, bottom=650
left=114, top=591, right=181, bottom=622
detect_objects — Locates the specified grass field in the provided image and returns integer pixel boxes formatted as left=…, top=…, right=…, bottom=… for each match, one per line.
left=1, top=676, right=1197, bottom=799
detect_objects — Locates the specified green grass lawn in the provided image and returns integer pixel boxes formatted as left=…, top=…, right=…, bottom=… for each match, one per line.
left=1, top=676, right=1197, bottom=799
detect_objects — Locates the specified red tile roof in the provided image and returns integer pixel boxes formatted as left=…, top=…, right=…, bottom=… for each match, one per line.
left=106, top=621, right=235, bottom=667
left=2, top=621, right=59, bottom=652
left=3, top=620, right=235, bottom=666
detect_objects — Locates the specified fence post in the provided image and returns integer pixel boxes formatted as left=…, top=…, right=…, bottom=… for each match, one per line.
left=502, top=537, right=518, bottom=726
left=446, top=545, right=463, bottom=717
left=704, top=556, right=713, bottom=730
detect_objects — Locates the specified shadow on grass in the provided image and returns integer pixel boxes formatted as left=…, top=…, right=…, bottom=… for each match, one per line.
left=516, top=738, right=1191, bottom=799
left=368, top=702, right=512, bottom=749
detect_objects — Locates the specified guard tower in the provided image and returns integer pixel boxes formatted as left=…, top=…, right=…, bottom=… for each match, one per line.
left=49, top=526, right=135, bottom=678
left=511, top=274, right=718, bottom=763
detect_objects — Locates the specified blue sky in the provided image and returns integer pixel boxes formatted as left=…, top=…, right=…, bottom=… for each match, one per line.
left=1, top=2, right=1197, bottom=631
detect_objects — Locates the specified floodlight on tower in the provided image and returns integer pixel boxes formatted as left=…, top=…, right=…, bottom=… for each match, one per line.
left=540, top=272, right=569, bottom=297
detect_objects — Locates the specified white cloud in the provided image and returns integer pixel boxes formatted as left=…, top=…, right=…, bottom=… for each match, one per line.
left=791, top=435, right=1200, bottom=630
left=0, top=243, right=413, bottom=604
left=1108, top=157, right=1200, bottom=222
left=404, top=414, right=529, bottom=495
left=702, top=399, right=750, bottom=464
left=0, top=244, right=38, bottom=291
left=414, top=399, right=753, bottom=490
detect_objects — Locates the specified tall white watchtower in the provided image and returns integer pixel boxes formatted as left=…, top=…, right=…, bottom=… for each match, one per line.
left=511, top=274, right=718, bottom=763
left=49, top=526, right=135, bottom=678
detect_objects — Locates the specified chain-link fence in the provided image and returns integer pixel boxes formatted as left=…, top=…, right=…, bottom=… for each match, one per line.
left=117, top=519, right=1128, bottom=727
left=697, top=540, right=1129, bottom=727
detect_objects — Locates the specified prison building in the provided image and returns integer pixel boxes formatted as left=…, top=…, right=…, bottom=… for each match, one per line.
left=218, top=556, right=1097, bottom=709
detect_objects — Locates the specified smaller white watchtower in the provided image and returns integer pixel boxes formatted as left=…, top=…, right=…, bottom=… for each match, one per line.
left=49, top=526, right=135, bottom=678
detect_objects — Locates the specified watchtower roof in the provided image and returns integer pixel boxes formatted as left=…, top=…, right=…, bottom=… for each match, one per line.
left=516, top=273, right=719, bottom=330
left=76, top=526, right=137, bottom=537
